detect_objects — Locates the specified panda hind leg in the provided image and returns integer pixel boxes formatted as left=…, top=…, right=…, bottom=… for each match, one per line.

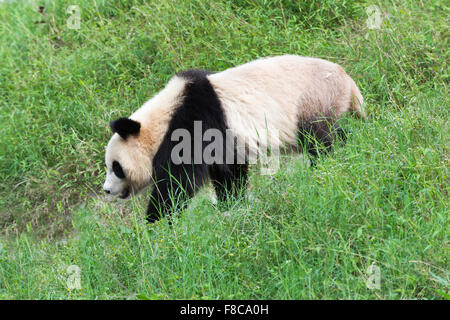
left=299, top=119, right=343, bottom=167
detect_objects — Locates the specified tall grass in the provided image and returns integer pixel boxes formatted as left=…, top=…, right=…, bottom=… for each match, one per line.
left=0, top=0, right=448, bottom=299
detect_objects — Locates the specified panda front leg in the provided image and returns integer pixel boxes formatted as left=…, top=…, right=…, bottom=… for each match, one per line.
left=146, top=163, right=208, bottom=223
left=146, top=184, right=173, bottom=224
left=209, top=163, right=249, bottom=203
left=230, top=163, right=249, bottom=198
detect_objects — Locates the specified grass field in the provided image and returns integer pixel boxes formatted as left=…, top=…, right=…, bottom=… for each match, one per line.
left=0, top=0, right=448, bottom=299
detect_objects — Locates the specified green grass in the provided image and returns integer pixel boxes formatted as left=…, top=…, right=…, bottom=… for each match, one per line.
left=0, top=0, right=448, bottom=299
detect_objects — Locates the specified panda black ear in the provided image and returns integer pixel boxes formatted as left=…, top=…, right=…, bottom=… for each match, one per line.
left=110, top=118, right=141, bottom=140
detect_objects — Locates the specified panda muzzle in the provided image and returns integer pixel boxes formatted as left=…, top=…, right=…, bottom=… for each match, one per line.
left=119, top=187, right=130, bottom=199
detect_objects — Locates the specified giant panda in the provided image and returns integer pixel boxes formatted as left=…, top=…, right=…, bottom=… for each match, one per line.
left=103, top=55, right=365, bottom=223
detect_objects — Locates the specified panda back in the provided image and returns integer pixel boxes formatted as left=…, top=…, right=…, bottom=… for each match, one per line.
left=207, top=55, right=351, bottom=153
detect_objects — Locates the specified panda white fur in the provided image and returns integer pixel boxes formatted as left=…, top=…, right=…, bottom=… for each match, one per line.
left=103, top=55, right=365, bottom=222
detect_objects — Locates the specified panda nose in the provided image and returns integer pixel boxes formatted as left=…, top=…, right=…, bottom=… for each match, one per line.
left=104, top=189, right=111, bottom=194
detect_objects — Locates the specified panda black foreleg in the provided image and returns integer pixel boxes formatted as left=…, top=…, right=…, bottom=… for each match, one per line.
left=231, top=163, right=249, bottom=198
left=146, top=189, right=169, bottom=224
left=146, top=184, right=180, bottom=224
left=209, top=163, right=248, bottom=203
left=146, top=163, right=208, bottom=223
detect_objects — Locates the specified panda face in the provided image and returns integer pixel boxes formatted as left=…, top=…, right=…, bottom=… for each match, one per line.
left=103, top=131, right=153, bottom=199
left=104, top=160, right=129, bottom=198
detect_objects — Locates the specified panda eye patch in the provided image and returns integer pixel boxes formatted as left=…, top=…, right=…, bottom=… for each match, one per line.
left=112, top=161, right=125, bottom=179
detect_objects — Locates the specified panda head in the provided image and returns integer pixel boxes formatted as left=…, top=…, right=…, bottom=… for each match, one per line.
left=103, top=117, right=153, bottom=199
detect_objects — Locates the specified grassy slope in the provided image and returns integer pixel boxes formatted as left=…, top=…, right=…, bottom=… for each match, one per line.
left=0, top=0, right=448, bottom=299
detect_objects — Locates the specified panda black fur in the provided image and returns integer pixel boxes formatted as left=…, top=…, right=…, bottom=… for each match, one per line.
left=104, top=55, right=365, bottom=223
